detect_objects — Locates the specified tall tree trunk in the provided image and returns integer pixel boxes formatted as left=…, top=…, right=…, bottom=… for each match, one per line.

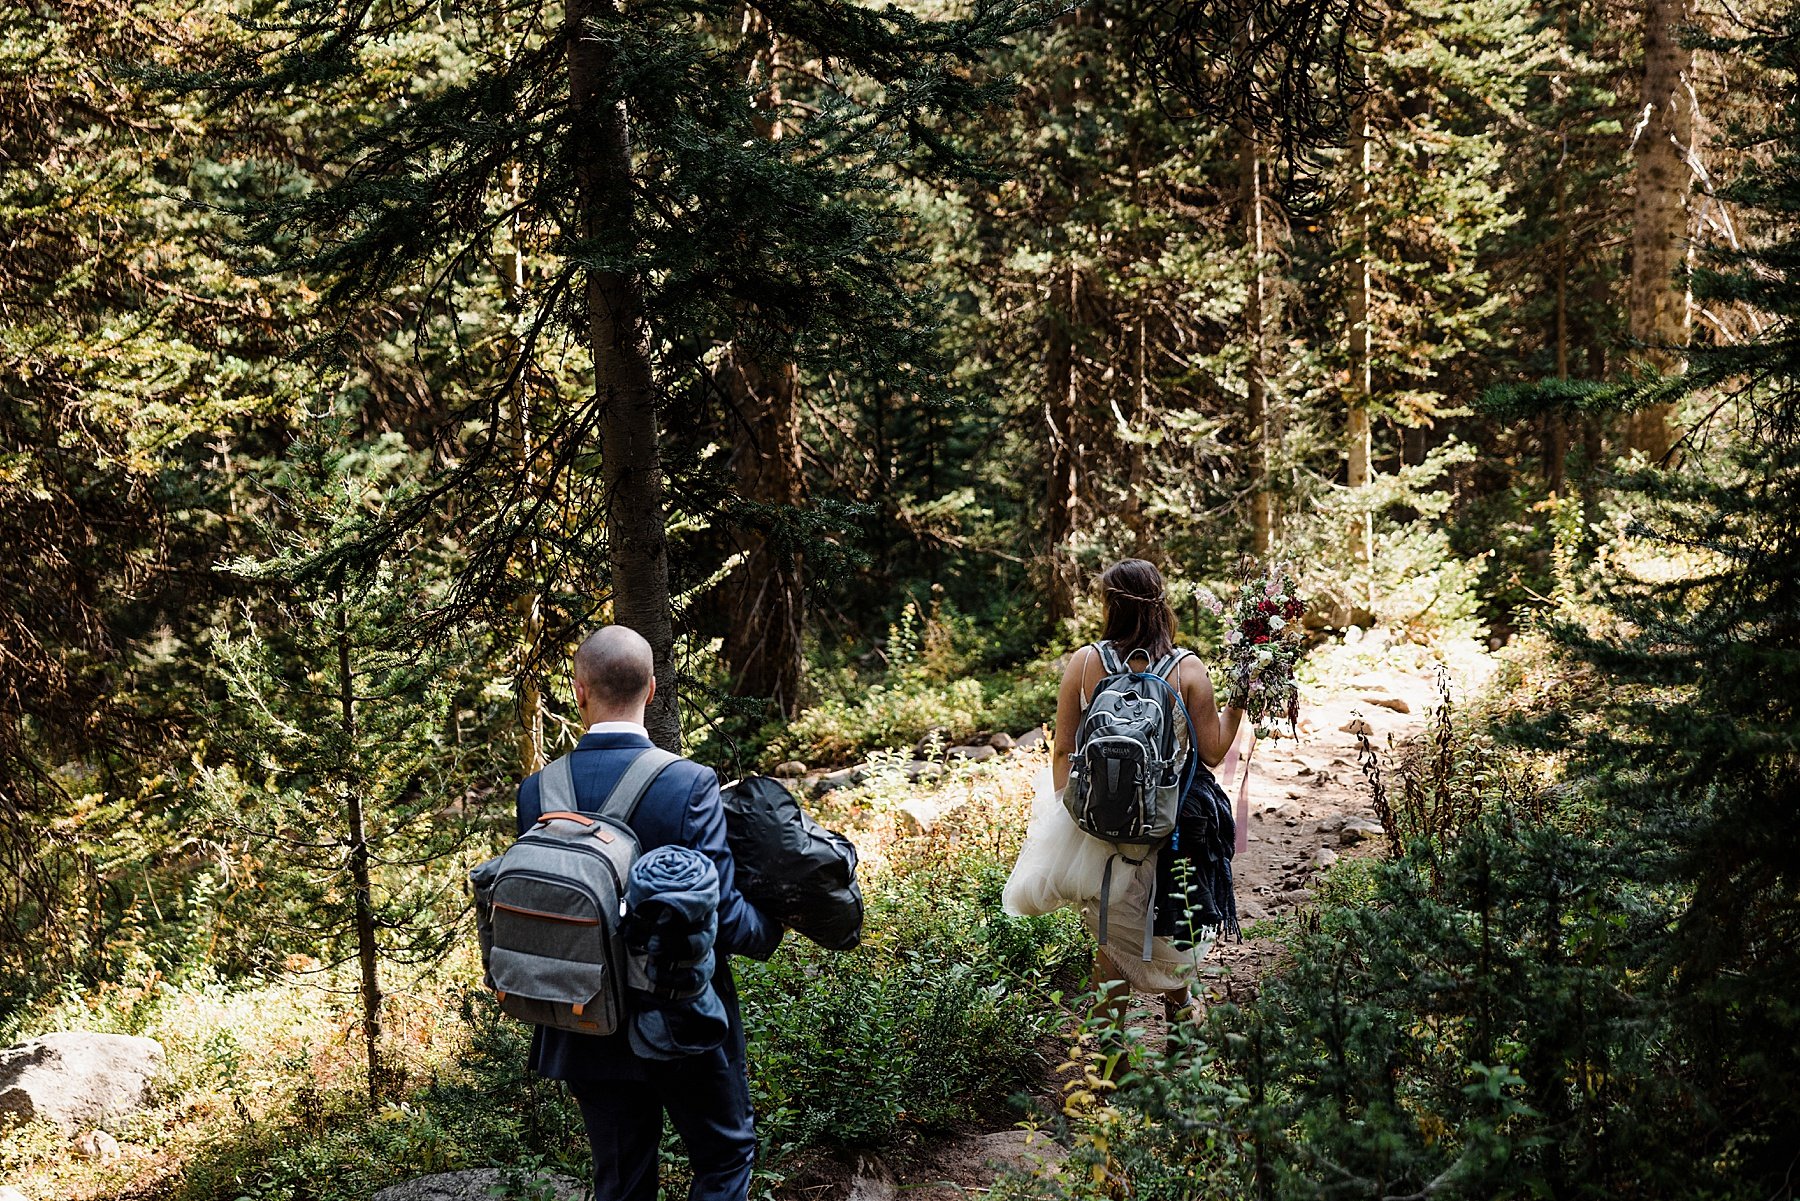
left=1241, top=126, right=1273, bottom=556
left=1045, top=265, right=1081, bottom=623
left=1625, top=0, right=1694, bottom=461
left=567, top=0, right=679, bottom=750
left=498, top=164, right=545, bottom=773
left=1345, top=86, right=1374, bottom=580
left=1123, top=312, right=1151, bottom=560
left=1548, top=140, right=1571, bottom=495
left=335, top=586, right=384, bottom=1103
left=721, top=22, right=806, bottom=718
left=723, top=351, right=805, bottom=716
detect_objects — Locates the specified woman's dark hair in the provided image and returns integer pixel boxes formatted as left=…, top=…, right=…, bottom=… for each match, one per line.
left=1098, top=559, right=1177, bottom=661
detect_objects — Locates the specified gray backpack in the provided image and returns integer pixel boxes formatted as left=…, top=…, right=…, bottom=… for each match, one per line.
left=469, top=748, right=677, bottom=1035
left=1066, top=642, right=1196, bottom=960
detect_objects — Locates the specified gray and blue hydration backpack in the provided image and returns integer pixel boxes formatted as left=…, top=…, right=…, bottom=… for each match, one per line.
left=1065, top=642, right=1197, bottom=960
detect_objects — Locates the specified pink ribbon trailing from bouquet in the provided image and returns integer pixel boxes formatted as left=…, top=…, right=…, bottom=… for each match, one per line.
left=1219, top=725, right=1255, bottom=855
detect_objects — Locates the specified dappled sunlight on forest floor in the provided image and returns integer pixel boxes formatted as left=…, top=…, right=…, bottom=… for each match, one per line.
left=1, top=638, right=1496, bottom=1201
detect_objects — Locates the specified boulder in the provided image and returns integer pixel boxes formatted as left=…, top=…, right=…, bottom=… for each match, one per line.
left=76, top=1128, right=120, bottom=1159
left=1013, top=726, right=1048, bottom=751
left=1363, top=696, right=1412, bottom=714
left=969, top=1128, right=1066, bottom=1169
left=901, top=759, right=945, bottom=783
left=1339, top=718, right=1374, bottom=737
left=774, top=760, right=807, bottom=778
left=912, top=730, right=952, bottom=759
left=1278, top=888, right=1316, bottom=906
left=846, top=1156, right=897, bottom=1201
left=1310, top=847, right=1339, bottom=871
left=1339, top=818, right=1385, bottom=846
left=372, top=1169, right=584, bottom=1201
left=946, top=744, right=997, bottom=763
left=0, top=1032, right=163, bottom=1134
left=987, top=732, right=1015, bottom=751
left=811, top=767, right=865, bottom=797
left=896, top=798, right=950, bottom=835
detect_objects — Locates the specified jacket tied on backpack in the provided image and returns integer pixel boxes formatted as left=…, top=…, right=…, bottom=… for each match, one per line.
left=1064, top=642, right=1201, bottom=961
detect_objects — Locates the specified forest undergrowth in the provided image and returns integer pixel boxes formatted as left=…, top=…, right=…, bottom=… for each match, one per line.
left=0, top=637, right=1462, bottom=1201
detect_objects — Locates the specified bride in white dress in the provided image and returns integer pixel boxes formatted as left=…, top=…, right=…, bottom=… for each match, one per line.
left=1003, top=558, right=1246, bottom=1020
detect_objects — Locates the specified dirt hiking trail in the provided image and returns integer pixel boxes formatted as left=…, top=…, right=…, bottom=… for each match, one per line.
left=1204, top=664, right=1436, bottom=998
left=810, top=662, right=1442, bottom=1201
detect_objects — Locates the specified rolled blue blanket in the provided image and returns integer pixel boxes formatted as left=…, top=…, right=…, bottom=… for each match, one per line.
left=624, top=845, right=728, bottom=1060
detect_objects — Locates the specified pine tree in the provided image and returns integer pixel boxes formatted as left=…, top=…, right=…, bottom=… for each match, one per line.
left=1623, top=0, right=1698, bottom=459
left=1536, top=8, right=1800, bottom=1177
left=202, top=433, right=475, bottom=1102
left=212, top=0, right=1032, bottom=750
left=0, top=0, right=302, bottom=980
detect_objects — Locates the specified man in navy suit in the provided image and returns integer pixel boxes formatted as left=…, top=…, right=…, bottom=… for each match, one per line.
left=516, top=626, right=783, bottom=1201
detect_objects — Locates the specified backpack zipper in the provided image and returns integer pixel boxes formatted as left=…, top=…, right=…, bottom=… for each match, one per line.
left=492, top=900, right=602, bottom=925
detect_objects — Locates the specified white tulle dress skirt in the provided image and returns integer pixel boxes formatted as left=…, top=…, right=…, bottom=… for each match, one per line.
left=1002, top=767, right=1215, bottom=994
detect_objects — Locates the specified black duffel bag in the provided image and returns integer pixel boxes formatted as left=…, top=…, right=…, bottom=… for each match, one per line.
left=720, top=775, right=863, bottom=951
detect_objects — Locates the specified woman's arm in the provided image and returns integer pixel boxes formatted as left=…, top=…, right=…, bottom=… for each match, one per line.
left=1178, top=655, right=1244, bottom=768
left=1051, top=645, right=1095, bottom=791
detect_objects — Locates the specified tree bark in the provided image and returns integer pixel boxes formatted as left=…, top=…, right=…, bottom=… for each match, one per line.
left=1548, top=143, right=1570, bottom=494
left=1241, top=125, right=1274, bottom=556
left=498, top=165, right=546, bottom=773
left=1044, top=264, right=1081, bottom=623
left=723, top=350, right=805, bottom=716
left=567, top=0, right=680, bottom=750
left=720, top=22, right=806, bottom=718
left=1345, top=86, right=1374, bottom=578
left=1625, top=0, right=1694, bottom=461
left=335, top=587, right=384, bottom=1103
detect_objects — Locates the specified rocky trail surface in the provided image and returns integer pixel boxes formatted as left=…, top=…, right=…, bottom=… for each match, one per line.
left=1202, top=666, right=1436, bottom=999
left=825, top=664, right=1442, bottom=1201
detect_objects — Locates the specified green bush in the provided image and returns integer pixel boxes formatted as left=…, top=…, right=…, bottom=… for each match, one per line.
left=171, top=987, right=590, bottom=1201
left=1030, top=707, right=1733, bottom=1201
left=763, top=663, right=1058, bottom=768
left=742, top=849, right=1086, bottom=1152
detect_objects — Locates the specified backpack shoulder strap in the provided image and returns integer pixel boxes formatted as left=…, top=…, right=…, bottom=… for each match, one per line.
left=539, top=754, right=579, bottom=812
left=598, top=748, right=681, bottom=824
left=1094, top=641, right=1126, bottom=675
left=1151, top=648, right=1193, bottom=680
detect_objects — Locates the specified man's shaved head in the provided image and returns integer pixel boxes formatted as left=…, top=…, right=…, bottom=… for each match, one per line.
left=573, top=625, right=655, bottom=708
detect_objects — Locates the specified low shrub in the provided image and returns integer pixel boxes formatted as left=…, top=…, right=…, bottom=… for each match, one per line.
left=743, top=838, right=1087, bottom=1153
left=1027, top=698, right=1732, bottom=1201
left=763, top=666, right=1057, bottom=768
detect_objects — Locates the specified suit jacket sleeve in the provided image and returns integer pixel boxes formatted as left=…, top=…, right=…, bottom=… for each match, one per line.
left=683, top=769, right=784, bottom=960
left=515, top=772, right=542, bottom=837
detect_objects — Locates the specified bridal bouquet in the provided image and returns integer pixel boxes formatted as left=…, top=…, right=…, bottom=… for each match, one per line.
left=1198, top=561, right=1307, bottom=739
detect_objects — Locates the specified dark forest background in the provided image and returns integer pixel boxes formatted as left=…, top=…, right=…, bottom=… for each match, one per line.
left=4, top=0, right=1799, bottom=1196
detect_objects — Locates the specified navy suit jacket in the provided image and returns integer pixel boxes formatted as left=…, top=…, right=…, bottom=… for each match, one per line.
left=515, top=730, right=782, bottom=1082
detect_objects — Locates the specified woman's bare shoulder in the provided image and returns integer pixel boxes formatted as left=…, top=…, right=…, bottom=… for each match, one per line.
left=1175, top=650, right=1214, bottom=686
